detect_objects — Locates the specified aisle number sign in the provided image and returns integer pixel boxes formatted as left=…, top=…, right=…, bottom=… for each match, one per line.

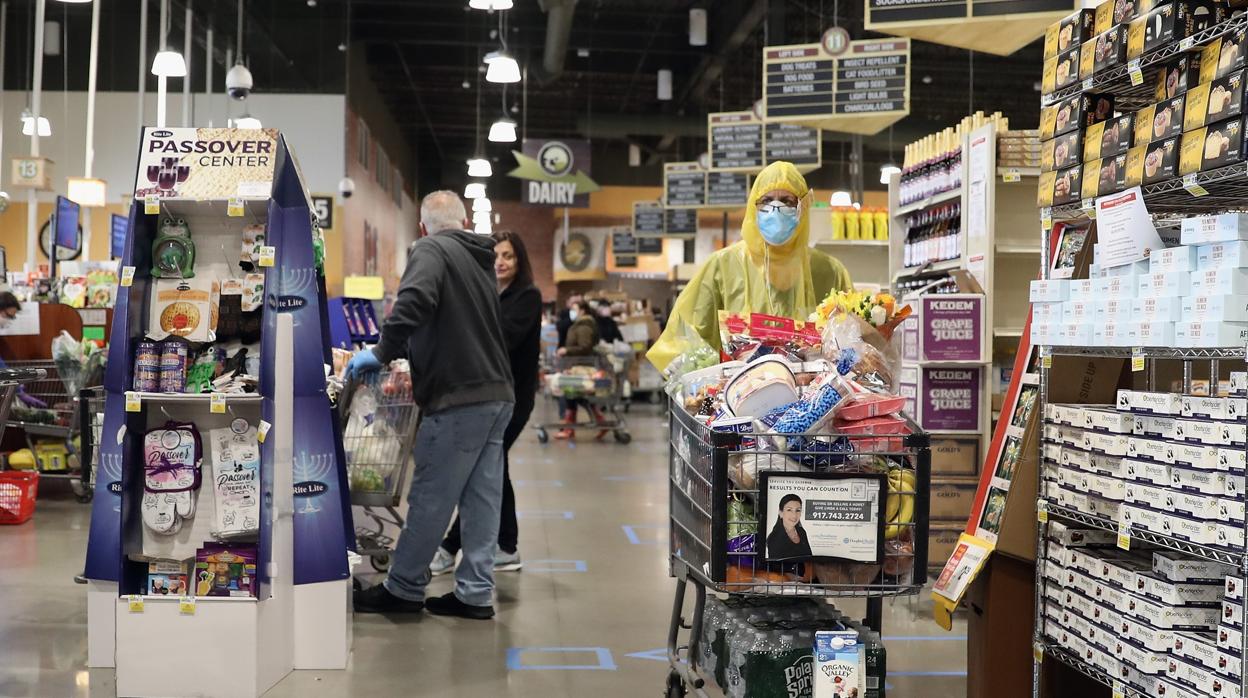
left=11, top=156, right=52, bottom=190
left=762, top=34, right=910, bottom=136
left=707, top=111, right=822, bottom=174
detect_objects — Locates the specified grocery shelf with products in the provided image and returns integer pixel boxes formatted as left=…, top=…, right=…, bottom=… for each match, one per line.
left=1029, top=4, right=1248, bottom=696
left=809, top=206, right=892, bottom=289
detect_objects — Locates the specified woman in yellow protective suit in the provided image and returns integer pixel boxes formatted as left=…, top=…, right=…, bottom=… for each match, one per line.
left=647, top=161, right=853, bottom=371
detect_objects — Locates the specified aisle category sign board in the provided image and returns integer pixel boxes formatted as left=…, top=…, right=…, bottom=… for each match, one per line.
left=765, top=123, right=822, bottom=171
left=663, top=162, right=752, bottom=210
left=864, top=0, right=1074, bottom=55
left=707, top=172, right=752, bottom=208
left=763, top=36, right=910, bottom=135
left=665, top=208, right=699, bottom=239
left=707, top=111, right=822, bottom=174
left=632, top=202, right=665, bottom=238
left=612, top=229, right=638, bottom=267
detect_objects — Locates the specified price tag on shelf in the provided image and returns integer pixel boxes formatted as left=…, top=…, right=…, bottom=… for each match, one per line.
left=227, top=197, right=244, bottom=217
left=1033, top=642, right=1045, bottom=664
left=1002, top=168, right=1021, bottom=183
left=1131, top=348, right=1145, bottom=372
left=178, top=596, right=196, bottom=615
left=124, top=391, right=141, bottom=412
left=144, top=195, right=159, bottom=215
left=258, top=246, right=276, bottom=267
left=1183, top=173, right=1209, bottom=197
left=127, top=595, right=144, bottom=613
left=1082, top=77, right=1094, bottom=91
left=1080, top=198, right=1096, bottom=218
left=120, top=266, right=136, bottom=287
left=1112, top=681, right=1126, bottom=698
left=1037, top=499, right=1049, bottom=523
left=1040, top=207, right=1053, bottom=230
left=1042, top=355, right=1053, bottom=369
left=210, top=393, right=226, bottom=414
left=257, top=420, right=271, bottom=443
left=1128, top=60, right=1143, bottom=86
left=1117, top=520, right=1131, bottom=550
left=1179, top=37, right=1196, bottom=51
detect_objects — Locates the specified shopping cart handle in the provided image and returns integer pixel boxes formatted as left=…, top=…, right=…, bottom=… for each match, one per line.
left=0, top=367, right=47, bottom=384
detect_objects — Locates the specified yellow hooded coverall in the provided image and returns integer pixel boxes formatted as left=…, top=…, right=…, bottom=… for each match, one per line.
left=646, top=161, right=853, bottom=372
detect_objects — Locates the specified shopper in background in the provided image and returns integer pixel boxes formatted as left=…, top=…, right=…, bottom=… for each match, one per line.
left=554, top=299, right=601, bottom=439
left=350, top=190, right=514, bottom=620
left=646, top=161, right=853, bottom=371
left=555, top=293, right=583, bottom=349
left=592, top=299, right=624, bottom=344
left=431, top=230, right=541, bottom=576
left=0, top=292, right=20, bottom=327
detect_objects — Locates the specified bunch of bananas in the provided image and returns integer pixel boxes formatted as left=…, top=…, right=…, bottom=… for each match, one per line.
left=885, top=465, right=916, bottom=540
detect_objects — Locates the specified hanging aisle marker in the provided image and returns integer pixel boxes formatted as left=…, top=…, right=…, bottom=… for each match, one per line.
left=257, top=420, right=271, bottom=443
left=1033, top=642, right=1044, bottom=664
left=1183, top=174, right=1209, bottom=197
left=1040, top=207, right=1052, bottom=230
left=1080, top=198, right=1096, bottom=218
left=1036, top=499, right=1049, bottom=523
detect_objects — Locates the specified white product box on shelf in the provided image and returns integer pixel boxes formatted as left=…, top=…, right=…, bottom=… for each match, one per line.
left=1182, top=294, right=1248, bottom=323
left=1031, top=322, right=1054, bottom=345
left=1191, top=268, right=1248, bottom=295
left=1086, top=408, right=1134, bottom=433
left=1174, top=418, right=1229, bottom=446
left=1227, top=576, right=1245, bottom=601
left=1224, top=599, right=1243, bottom=629
left=1055, top=485, right=1089, bottom=512
left=1225, top=469, right=1245, bottom=498
left=1218, top=448, right=1246, bottom=471
left=1127, top=321, right=1178, bottom=346
left=1059, top=425, right=1086, bottom=447
left=1219, top=650, right=1242, bottom=680
left=1135, top=296, right=1185, bottom=322
left=1127, top=590, right=1222, bottom=630
left=1168, top=655, right=1221, bottom=694
left=1118, top=390, right=1184, bottom=415
left=1093, top=321, right=1129, bottom=347
left=1172, top=443, right=1218, bottom=470
left=1218, top=522, right=1245, bottom=549
left=1096, top=584, right=1131, bottom=618
left=1067, top=568, right=1098, bottom=599
left=1154, top=677, right=1204, bottom=698
left=1123, top=614, right=1177, bottom=652
left=1125, top=458, right=1172, bottom=486
left=1049, top=520, right=1117, bottom=547
left=1030, top=279, right=1070, bottom=303
left=1067, top=548, right=1102, bottom=577
left=1117, top=634, right=1169, bottom=674
left=1061, top=446, right=1090, bottom=470
left=1096, top=275, right=1138, bottom=299
left=1102, top=297, right=1134, bottom=321
left=1170, top=490, right=1223, bottom=520
left=1128, top=437, right=1175, bottom=464
left=1222, top=422, right=1248, bottom=447
left=1136, top=573, right=1226, bottom=605
left=1069, top=278, right=1096, bottom=300
left=1059, top=323, right=1095, bottom=345
left=1218, top=623, right=1242, bottom=653
left=1119, top=665, right=1154, bottom=695
left=1167, top=511, right=1221, bottom=545
left=1154, top=551, right=1235, bottom=583
left=1123, top=502, right=1167, bottom=531
left=1048, top=404, right=1084, bottom=426
left=1138, top=271, right=1191, bottom=298
left=1080, top=472, right=1127, bottom=500
left=1127, top=482, right=1172, bottom=511
left=1183, top=396, right=1239, bottom=421
left=1153, top=245, right=1201, bottom=273
left=1089, top=495, right=1124, bottom=520
left=1174, top=630, right=1222, bottom=672
left=1172, top=464, right=1229, bottom=496
left=1084, top=431, right=1130, bottom=456
left=1032, top=301, right=1062, bottom=323
left=1091, top=453, right=1127, bottom=478
left=1197, top=241, right=1248, bottom=269
left=1177, top=321, right=1248, bottom=348
left=1234, top=372, right=1248, bottom=395
left=1134, top=415, right=1178, bottom=439
left=1100, top=553, right=1153, bottom=588
left=1064, top=586, right=1099, bottom=618
left=1058, top=466, right=1082, bottom=490
left=1182, top=213, right=1248, bottom=245
left=1042, top=561, right=1064, bottom=587
left=1064, top=299, right=1104, bottom=322
left=1043, top=442, right=1062, bottom=462
left=1218, top=498, right=1245, bottom=522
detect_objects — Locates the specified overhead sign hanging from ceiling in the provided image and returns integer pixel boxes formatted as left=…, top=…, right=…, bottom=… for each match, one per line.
left=663, top=162, right=752, bottom=210
left=763, top=32, right=910, bottom=136
left=508, top=138, right=601, bottom=207
left=864, top=0, right=1073, bottom=55
left=707, top=109, right=822, bottom=174
left=633, top=201, right=666, bottom=238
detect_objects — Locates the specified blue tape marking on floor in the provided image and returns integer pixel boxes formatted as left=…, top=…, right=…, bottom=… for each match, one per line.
left=622, top=524, right=665, bottom=545
left=516, top=510, right=575, bottom=520
left=888, top=671, right=968, bottom=677
left=513, top=479, right=565, bottom=488
left=525, top=559, right=587, bottom=573
left=625, top=648, right=669, bottom=662
left=882, top=635, right=968, bottom=642
left=506, top=647, right=617, bottom=671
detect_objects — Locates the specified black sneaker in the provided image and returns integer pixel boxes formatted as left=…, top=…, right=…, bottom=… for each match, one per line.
left=425, top=592, right=494, bottom=620
left=353, top=583, right=425, bottom=614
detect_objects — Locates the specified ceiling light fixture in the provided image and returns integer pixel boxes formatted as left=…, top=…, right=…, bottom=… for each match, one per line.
left=467, top=157, right=492, bottom=178
left=879, top=164, right=900, bottom=184
left=484, top=50, right=521, bottom=83
left=474, top=219, right=493, bottom=235
left=488, top=117, right=517, bottom=143
left=151, top=49, right=187, bottom=77
left=20, top=110, right=51, bottom=137
left=657, top=69, right=673, bottom=100
left=234, top=114, right=262, bottom=129
left=830, top=191, right=854, bottom=207
left=473, top=197, right=492, bottom=213
left=464, top=182, right=487, bottom=199
left=468, top=0, right=513, bottom=9
left=472, top=210, right=492, bottom=225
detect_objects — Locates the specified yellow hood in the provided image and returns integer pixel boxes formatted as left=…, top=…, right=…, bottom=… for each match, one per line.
left=741, top=161, right=813, bottom=265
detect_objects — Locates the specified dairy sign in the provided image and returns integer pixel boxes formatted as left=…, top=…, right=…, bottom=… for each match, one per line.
left=509, top=138, right=601, bottom=208
left=135, top=127, right=278, bottom=200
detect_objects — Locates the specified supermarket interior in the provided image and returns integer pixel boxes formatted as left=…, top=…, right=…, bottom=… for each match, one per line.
left=13, top=0, right=1248, bottom=697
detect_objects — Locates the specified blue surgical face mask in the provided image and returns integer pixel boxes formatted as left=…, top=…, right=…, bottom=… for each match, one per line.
left=756, top=204, right=800, bottom=245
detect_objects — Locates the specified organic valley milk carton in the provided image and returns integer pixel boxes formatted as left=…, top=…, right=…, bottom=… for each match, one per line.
left=814, top=630, right=863, bottom=698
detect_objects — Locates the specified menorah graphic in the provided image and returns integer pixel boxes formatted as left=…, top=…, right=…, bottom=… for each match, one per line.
left=279, top=267, right=317, bottom=297
left=100, top=450, right=124, bottom=512
left=293, top=450, right=334, bottom=515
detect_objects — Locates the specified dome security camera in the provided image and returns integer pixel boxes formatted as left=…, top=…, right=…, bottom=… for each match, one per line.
left=226, top=63, right=254, bottom=101
left=339, top=177, right=356, bottom=199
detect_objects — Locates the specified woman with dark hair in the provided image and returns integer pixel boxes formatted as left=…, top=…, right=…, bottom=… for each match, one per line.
left=766, top=494, right=813, bottom=560
left=432, top=230, right=542, bottom=574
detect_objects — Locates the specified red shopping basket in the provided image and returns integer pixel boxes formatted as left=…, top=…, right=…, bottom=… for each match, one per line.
left=0, top=471, right=38, bottom=524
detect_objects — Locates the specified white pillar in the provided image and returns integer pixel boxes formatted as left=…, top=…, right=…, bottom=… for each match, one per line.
left=26, top=0, right=45, bottom=273
left=82, top=0, right=100, bottom=262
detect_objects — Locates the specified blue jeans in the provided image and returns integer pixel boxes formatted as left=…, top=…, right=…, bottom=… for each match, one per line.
left=384, top=400, right=513, bottom=607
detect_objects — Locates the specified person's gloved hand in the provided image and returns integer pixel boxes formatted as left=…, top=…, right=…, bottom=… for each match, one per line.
left=347, top=349, right=382, bottom=378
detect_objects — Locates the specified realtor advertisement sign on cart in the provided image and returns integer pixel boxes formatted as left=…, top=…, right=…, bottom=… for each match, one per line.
left=758, top=472, right=885, bottom=564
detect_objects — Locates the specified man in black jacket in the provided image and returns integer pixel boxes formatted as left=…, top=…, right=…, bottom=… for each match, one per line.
left=351, top=190, right=514, bottom=620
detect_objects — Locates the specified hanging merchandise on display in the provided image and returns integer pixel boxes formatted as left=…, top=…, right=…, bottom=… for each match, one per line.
left=864, top=0, right=1074, bottom=55
left=508, top=138, right=600, bottom=207
left=763, top=33, right=911, bottom=135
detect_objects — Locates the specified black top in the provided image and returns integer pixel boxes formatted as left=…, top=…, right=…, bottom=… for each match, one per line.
left=556, top=308, right=573, bottom=348
left=375, top=229, right=514, bottom=413
left=595, top=314, right=624, bottom=344
left=766, top=523, right=813, bottom=561
left=499, top=282, right=542, bottom=408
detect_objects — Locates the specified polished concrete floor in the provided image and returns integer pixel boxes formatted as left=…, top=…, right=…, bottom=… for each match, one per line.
left=0, top=403, right=968, bottom=697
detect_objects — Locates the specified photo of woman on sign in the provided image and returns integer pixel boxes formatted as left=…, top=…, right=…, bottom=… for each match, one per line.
left=766, top=493, right=814, bottom=560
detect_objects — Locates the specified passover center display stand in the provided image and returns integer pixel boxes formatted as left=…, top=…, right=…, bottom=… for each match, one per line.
left=80, top=127, right=354, bottom=697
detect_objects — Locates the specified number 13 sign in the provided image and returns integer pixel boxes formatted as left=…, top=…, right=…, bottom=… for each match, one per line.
left=11, top=156, right=52, bottom=190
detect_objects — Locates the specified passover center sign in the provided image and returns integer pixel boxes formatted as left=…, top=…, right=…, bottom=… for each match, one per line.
left=509, top=138, right=600, bottom=208
left=135, top=127, right=279, bottom=200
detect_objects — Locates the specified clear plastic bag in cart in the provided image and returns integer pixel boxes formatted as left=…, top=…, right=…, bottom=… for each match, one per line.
left=820, top=313, right=901, bottom=394
left=344, top=381, right=402, bottom=493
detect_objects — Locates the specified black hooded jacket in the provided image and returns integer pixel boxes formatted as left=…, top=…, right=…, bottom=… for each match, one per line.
left=374, top=229, right=514, bottom=413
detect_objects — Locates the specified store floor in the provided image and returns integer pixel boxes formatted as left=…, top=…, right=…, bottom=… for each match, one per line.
left=1, top=403, right=968, bottom=698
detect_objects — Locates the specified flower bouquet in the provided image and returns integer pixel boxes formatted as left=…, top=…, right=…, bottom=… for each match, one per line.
left=810, top=290, right=912, bottom=393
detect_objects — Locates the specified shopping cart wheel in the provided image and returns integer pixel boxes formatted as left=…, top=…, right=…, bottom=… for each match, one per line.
left=75, top=489, right=93, bottom=504
left=370, top=555, right=391, bottom=573
left=536, top=428, right=549, bottom=444
left=613, top=430, right=632, bottom=445
left=665, top=671, right=686, bottom=698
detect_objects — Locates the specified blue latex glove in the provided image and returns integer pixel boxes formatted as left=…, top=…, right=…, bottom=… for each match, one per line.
left=347, top=349, right=382, bottom=378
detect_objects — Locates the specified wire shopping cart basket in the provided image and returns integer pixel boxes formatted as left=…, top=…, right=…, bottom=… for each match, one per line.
left=340, top=365, right=421, bottom=572
left=664, top=394, right=931, bottom=698
left=535, top=353, right=631, bottom=444
left=1, top=360, right=100, bottom=501
left=0, top=367, right=50, bottom=524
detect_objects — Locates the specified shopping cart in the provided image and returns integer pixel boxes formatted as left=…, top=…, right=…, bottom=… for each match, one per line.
left=1, top=360, right=100, bottom=502
left=664, top=394, right=931, bottom=697
left=340, top=365, right=421, bottom=572
left=0, top=367, right=50, bottom=524
left=535, top=353, right=631, bottom=444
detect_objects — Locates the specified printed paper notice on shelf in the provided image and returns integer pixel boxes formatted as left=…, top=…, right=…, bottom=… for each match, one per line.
left=1095, top=187, right=1163, bottom=269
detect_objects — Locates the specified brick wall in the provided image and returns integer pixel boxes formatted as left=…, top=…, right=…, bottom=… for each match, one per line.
left=493, top=200, right=557, bottom=301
